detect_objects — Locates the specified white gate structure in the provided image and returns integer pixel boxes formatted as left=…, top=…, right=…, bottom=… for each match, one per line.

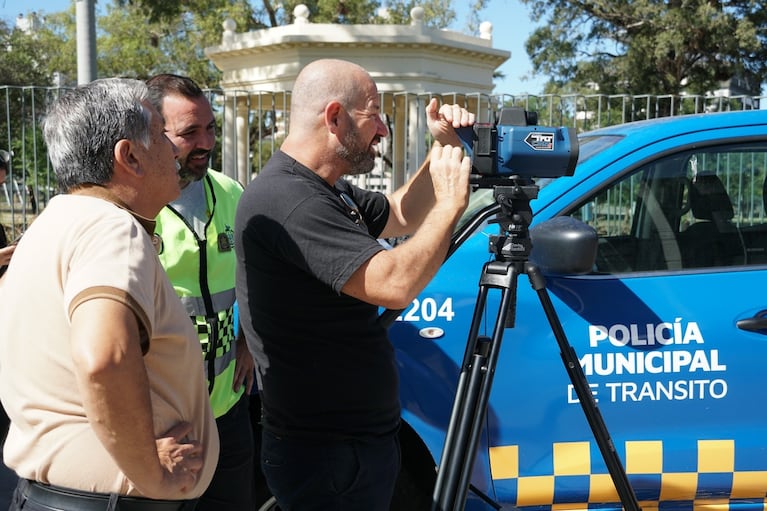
left=205, top=5, right=510, bottom=189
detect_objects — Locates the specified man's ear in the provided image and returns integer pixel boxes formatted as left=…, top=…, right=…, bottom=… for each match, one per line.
left=324, top=101, right=343, bottom=134
left=114, top=139, right=142, bottom=177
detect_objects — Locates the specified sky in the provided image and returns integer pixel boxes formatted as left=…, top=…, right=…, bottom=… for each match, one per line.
left=2, top=0, right=546, bottom=94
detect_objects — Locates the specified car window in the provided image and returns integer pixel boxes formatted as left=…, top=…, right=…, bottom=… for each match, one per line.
left=570, top=142, right=767, bottom=273
left=454, top=188, right=495, bottom=233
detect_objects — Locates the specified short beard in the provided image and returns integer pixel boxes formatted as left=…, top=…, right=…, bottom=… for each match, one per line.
left=178, top=150, right=209, bottom=184
left=336, top=128, right=375, bottom=176
left=178, top=166, right=205, bottom=184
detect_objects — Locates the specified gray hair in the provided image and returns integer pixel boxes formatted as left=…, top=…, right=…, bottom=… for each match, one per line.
left=43, top=78, right=152, bottom=192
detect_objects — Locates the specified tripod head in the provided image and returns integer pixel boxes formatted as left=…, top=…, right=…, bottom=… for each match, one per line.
left=487, top=179, right=539, bottom=264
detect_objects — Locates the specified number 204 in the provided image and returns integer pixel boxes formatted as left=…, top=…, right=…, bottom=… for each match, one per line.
left=396, top=297, right=455, bottom=322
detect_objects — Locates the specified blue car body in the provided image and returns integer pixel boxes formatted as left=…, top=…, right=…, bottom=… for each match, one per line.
left=390, top=109, right=767, bottom=510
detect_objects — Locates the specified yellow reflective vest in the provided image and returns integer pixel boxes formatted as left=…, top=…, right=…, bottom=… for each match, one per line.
left=155, top=170, right=244, bottom=418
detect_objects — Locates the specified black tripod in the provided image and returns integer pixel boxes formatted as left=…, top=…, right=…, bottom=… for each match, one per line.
left=430, top=181, right=641, bottom=511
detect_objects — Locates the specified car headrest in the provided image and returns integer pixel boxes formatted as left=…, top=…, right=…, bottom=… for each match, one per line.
left=689, top=173, right=734, bottom=221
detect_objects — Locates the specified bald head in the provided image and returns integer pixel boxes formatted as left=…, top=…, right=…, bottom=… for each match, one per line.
left=282, top=59, right=388, bottom=182
left=289, top=59, right=376, bottom=132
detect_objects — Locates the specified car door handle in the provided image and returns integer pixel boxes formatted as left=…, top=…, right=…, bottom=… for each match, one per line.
left=736, top=317, right=767, bottom=332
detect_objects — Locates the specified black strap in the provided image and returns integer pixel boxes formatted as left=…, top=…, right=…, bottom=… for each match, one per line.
left=165, top=175, right=219, bottom=395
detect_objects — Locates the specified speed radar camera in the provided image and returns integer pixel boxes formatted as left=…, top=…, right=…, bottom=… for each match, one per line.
left=435, top=108, right=639, bottom=511
left=457, top=107, right=579, bottom=185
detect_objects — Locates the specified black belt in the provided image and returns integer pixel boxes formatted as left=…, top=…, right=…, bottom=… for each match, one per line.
left=14, top=479, right=198, bottom=511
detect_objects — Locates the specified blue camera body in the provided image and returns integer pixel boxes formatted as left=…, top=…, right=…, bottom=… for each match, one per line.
left=457, top=108, right=579, bottom=181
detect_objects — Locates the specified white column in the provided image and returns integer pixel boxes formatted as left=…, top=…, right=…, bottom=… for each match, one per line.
left=236, top=98, right=251, bottom=186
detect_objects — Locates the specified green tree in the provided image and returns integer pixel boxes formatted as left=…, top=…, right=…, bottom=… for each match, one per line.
left=522, top=0, right=767, bottom=96
left=123, top=0, right=463, bottom=28
left=99, top=1, right=260, bottom=87
left=0, top=18, right=58, bottom=86
left=36, top=9, right=78, bottom=86
left=15, top=0, right=481, bottom=86
left=0, top=17, right=70, bottom=195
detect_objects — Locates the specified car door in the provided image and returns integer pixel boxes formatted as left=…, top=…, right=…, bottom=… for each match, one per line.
left=486, top=135, right=767, bottom=509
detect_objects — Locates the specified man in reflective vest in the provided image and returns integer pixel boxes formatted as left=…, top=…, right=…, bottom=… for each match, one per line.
left=147, top=74, right=257, bottom=511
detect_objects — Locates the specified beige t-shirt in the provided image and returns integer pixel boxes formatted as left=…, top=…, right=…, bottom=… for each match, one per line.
left=0, top=193, right=219, bottom=497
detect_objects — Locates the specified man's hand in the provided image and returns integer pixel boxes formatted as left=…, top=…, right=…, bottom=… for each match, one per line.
left=428, top=141, right=471, bottom=215
left=343, top=140, right=471, bottom=309
left=72, top=298, right=207, bottom=500
left=0, top=244, right=16, bottom=266
left=426, top=98, right=475, bottom=148
left=154, top=422, right=204, bottom=497
left=233, top=334, right=255, bottom=394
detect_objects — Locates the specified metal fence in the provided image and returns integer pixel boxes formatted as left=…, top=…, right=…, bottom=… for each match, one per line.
left=1, top=85, right=764, bottom=239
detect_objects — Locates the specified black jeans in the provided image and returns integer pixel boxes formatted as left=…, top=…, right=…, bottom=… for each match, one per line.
left=261, top=428, right=400, bottom=511
left=196, top=394, right=254, bottom=511
left=1, top=405, right=15, bottom=510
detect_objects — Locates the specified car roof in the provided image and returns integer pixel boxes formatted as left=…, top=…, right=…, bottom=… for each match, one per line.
left=580, top=108, right=767, bottom=140
left=532, top=109, right=767, bottom=214
left=575, top=108, right=767, bottom=173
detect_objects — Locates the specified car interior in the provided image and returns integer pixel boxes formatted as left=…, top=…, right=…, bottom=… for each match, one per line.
left=571, top=144, right=767, bottom=273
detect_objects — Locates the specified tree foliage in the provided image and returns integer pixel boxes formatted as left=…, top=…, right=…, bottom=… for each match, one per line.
left=96, top=0, right=262, bottom=87
left=0, top=16, right=69, bottom=187
left=120, top=0, right=460, bottom=28
left=20, top=0, right=464, bottom=87
left=522, top=0, right=767, bottom=95
left=0, top=18, right=60, bottom=86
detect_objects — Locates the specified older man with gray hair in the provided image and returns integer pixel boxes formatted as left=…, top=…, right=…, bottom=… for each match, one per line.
left=0, top=78, right=219, bottom=511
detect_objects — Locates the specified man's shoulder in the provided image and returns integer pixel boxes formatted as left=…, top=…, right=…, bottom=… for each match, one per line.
left=238, top=167, right=326, bottom=224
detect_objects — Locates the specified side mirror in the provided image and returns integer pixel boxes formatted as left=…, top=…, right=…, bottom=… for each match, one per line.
left=529, top=216, right=597, bottom=275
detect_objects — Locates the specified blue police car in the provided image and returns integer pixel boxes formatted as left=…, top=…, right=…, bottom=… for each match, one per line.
left=387, top=108, right=767, bottom=510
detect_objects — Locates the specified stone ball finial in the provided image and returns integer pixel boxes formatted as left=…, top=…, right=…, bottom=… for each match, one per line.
left=410, top=6, right=424, bottom=26
left=294, top=4, right=310, bottom=24
left=479, top=21, right=492, bottom=40
left=222, top=18, right=236, bottom=44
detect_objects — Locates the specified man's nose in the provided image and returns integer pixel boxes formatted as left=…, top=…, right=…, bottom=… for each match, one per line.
left=376, top=116, right=389, bottom=138
left=199, top=131, right=216, bottom=151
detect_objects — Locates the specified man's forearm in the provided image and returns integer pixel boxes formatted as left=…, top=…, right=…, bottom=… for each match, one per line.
left=382, top=154, right=436, bottom=238
left=76, top=336, right=166, bottom=493
left=343, top=143, right=470, bottom=310
left=375, top=200, right=464, bottom=308
left=71, top=299, right=167, bottom=495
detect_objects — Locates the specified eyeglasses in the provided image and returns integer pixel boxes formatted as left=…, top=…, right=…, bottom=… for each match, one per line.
left=339, top=192, right=366, bottom=228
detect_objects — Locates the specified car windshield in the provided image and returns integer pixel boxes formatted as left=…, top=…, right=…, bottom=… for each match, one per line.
left=452, top=134, right=625, bottom=234
left=453, top=188, right=495, bottom=233
left=577, top=134, right=623, bottom=163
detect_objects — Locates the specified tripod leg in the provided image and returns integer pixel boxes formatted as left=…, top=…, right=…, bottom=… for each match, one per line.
left=527, top=264, right=642, bottom=511
left=431, top=285, right=490, bottom=510
left=432, top=262, right=518, bottom=511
